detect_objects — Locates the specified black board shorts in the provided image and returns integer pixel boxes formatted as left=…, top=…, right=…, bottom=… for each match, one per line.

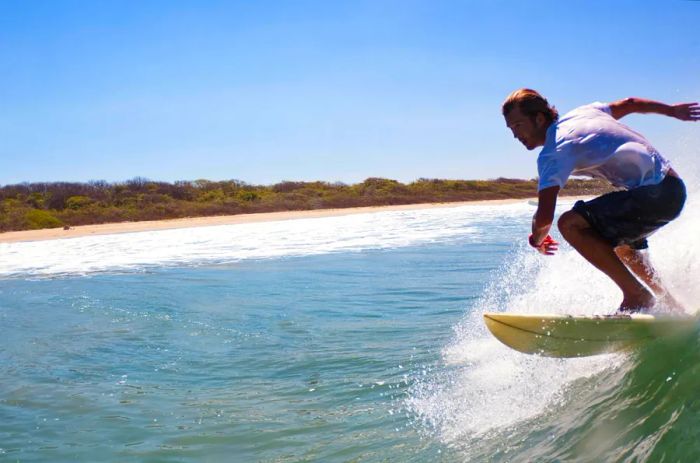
left=571, top=174, right=686, bottom=250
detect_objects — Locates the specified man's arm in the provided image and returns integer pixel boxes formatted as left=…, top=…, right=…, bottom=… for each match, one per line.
left=530, top=186, right=559, bottom=253
left=609, top=97, right=700, bottom=121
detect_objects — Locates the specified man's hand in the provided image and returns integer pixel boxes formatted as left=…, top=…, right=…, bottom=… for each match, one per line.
left=529, top=234, right=559, bottom=256
left=671, top=102, right=700, bottom=121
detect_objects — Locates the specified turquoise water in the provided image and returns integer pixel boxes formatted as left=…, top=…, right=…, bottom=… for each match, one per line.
left=3, top=199, right=700, bottom=462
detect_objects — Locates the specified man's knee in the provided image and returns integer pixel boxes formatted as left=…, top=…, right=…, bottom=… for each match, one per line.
left=557, top=210, right=588, bottom=239
left=614, top=244, right=633, bottom=258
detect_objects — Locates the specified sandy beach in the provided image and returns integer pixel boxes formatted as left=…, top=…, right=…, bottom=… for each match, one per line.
left=0, top=197, right=558, bottom=244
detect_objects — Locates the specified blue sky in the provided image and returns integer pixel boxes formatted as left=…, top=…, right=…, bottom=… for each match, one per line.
left=1, top=1, right=699, bottom=185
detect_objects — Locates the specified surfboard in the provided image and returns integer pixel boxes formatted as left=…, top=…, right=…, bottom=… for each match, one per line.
left=483, top=312, right=699, bottom=358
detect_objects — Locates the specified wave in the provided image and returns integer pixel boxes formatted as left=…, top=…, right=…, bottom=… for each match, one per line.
left=410, top=332, right=700, bottom=462
left=0, top=202, right=538, bottom=279
left=407, top=175, right=700, bottom=460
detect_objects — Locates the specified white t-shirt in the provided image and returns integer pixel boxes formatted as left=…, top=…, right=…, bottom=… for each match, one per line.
left=537, top=102, right=670, bottom=191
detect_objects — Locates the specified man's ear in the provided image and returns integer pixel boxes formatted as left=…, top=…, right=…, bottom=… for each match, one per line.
left=535, top=112, right=547, bottom=128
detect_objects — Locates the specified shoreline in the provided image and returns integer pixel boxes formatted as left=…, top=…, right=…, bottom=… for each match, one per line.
left=0, top=197, right=587, bottom=244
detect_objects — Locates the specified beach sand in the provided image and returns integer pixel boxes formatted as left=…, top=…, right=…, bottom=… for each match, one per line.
left=0, top=197, right=581, bottom=243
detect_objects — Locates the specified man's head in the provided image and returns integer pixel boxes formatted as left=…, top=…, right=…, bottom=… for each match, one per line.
left=502, top=88, right=558, bottom=150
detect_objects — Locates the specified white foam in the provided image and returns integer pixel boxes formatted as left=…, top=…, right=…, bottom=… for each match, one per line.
left=0, top=202, right=535, bottom=278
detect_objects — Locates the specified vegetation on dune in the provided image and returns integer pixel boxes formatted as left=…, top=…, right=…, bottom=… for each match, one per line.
left=0, top=177, right=613, bottom=232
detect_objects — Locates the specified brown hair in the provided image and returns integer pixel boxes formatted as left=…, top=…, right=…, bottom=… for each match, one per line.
left=502, top=88, right=558, bottom=123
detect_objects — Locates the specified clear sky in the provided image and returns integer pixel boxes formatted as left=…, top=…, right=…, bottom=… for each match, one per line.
left=1, top=0, right=699, bottom=186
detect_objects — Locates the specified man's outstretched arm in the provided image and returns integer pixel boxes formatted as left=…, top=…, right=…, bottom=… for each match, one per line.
left=609, top=97, right=700, bottom=121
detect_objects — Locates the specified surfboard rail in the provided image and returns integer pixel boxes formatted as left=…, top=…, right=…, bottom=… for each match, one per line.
left=483, top=312, right=699, bottom=358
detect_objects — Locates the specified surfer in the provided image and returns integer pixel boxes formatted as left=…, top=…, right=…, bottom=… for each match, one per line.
left=502, top=89, right=699, bottom=312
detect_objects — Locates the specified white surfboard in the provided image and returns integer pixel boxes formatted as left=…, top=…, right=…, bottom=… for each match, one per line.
left=483, top=312, right=699, bottom=358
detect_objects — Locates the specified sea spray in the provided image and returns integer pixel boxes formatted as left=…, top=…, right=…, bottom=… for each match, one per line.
left=404, top=242, right=619, bottom=456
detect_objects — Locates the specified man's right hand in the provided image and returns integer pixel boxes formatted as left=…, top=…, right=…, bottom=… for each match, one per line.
left=529, top=234, right=559, bottom=256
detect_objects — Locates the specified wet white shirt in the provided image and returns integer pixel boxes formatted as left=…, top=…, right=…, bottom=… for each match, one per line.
left=537, top=102, right=670, bottom=191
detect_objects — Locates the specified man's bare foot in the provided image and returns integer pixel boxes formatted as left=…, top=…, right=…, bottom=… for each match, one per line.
left=618, top=290, right=656, bottom=313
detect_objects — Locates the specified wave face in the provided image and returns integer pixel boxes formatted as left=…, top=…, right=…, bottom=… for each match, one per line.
left=0, top=203, right=538, bottom=279
left=409, top=335, right=700, bottom=462
left=407, top=179, right=700, bottom=461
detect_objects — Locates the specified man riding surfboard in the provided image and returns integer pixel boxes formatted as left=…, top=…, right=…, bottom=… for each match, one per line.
left=502, top=89, right=699, bottom=312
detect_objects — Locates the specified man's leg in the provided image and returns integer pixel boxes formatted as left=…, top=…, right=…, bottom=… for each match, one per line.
left=614, top=245, right=685, bottom=313
left=557, top=210, right=654, bottom=311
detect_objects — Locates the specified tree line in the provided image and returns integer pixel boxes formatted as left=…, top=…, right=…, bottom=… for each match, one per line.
left=0, top=177, right=611, bottom=232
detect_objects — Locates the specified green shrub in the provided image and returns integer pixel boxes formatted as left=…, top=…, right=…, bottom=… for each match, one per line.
left=2, top=198, right=23, bottom=209
left=24, top=209, right=64, bottom=230
left=197, top=189, right=226, bottom=203
left=28, top=192, right=46, bottom=208
left=66, top=195, right=93, bottom=210
left=237, top=191, right=259, bottom=201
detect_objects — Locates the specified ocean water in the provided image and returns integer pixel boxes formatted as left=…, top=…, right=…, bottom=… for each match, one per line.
left=3, top=193, right=700, bottom=462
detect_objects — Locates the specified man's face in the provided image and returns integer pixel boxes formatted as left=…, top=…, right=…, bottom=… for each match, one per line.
left=504, top=106, right=546, bottom=150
